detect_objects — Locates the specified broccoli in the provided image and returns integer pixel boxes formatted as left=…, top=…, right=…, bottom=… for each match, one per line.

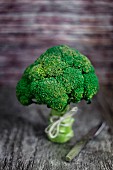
left=16, top=45, right=99, bottom=143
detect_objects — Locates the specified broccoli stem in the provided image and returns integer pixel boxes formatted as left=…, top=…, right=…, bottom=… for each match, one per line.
left=50, top=105, right=70, bottom=117
left=46, top=105, right=75, bottom=143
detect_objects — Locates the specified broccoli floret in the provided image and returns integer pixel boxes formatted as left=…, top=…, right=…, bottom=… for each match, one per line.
left=83, top=72, right=99, bottom=100
left=31, top=77, right=68, bottom=111
left=56, top=67, right=84, bottom=95
left=16, top=76, right=33, bottom=105
left=16, top=45, right=99, bottom=111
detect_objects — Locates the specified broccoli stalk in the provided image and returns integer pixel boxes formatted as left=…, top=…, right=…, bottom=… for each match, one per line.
left=16, top=45, right=99, bottom=143
left=46, top=105, right=75, bottom=143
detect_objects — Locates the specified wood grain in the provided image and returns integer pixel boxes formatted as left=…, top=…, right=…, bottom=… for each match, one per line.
left=0, top=0, right=113, bottom=86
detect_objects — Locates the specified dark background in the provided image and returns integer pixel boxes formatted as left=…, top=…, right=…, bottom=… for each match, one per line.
left=0, top=0, right=113, bottom=87
left=0, top=1, right=113, bottom=169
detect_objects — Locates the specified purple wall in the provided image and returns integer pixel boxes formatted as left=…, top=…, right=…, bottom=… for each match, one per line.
left=0, top=0, right=113, bottom=86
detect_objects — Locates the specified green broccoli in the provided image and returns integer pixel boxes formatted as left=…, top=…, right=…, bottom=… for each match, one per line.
left=16, top=45, right=99, bottom=143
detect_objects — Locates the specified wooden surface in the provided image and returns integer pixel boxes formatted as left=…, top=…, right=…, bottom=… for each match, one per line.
left=0, top=0, right=113, bottom=86
left=0, top=86, right=113, bottom=170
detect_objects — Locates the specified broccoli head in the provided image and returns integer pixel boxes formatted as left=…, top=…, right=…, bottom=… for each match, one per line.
left=16, top=45, right=99, bottom=112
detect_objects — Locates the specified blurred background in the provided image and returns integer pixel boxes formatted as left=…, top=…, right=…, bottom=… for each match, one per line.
left=0, top=0, right=113, bottom=87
